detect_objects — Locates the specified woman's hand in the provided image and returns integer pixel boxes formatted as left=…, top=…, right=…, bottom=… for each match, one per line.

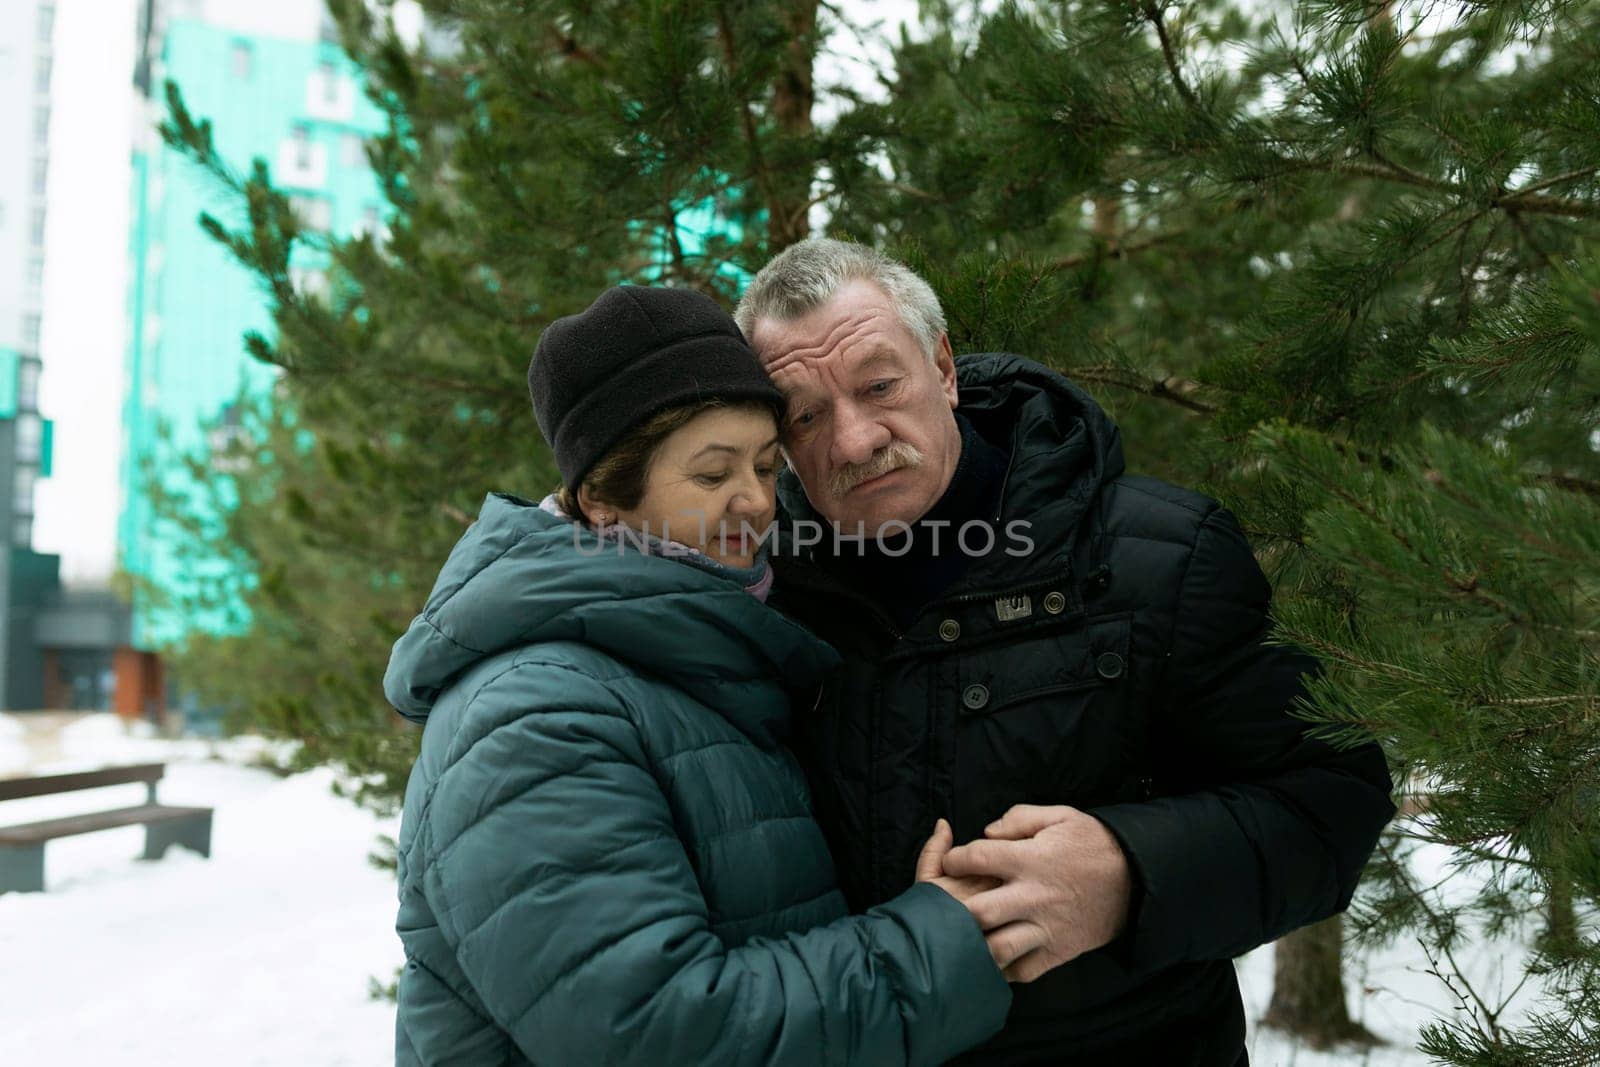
left=915, top=818, right=1002, bottom=905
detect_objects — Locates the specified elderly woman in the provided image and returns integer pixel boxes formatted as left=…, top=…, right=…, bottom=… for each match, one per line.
left=385, top=286, right=1010, bottom=1066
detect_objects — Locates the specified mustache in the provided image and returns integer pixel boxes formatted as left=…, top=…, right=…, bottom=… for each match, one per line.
left=828, top=441, right=924, bottom=498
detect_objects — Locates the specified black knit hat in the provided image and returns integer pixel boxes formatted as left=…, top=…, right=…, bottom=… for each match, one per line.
left=528, top=286, right=787, bottom=490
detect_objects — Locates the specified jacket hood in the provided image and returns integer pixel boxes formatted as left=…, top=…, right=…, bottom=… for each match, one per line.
left=776, top=352, right=1126, bottom=579
left=384, top=493, right=839, bottom=742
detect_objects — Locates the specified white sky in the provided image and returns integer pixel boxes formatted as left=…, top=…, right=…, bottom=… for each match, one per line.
left=34, top=0, right=919, bottom=586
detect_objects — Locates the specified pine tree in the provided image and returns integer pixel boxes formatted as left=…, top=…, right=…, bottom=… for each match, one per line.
left=150, top=0, right=835, bottom=808
left=150, top=0, right=1599, bottom=1058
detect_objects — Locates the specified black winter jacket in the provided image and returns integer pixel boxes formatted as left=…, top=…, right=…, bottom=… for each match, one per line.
left=770, top=353, right=1395, bottom=1066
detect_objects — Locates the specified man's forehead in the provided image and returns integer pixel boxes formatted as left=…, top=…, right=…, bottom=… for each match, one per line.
left=765, top=355, right=821, bottom=404
left=753, top=293, right=912, bottom=378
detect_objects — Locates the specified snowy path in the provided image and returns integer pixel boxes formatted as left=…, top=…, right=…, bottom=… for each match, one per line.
left=0, top=713, right=1536, bottom=1065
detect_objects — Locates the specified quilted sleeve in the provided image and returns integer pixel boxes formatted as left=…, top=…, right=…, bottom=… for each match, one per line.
left=1092, top=505, right=1395, bottom=969
left=419, top=661, right=1011, bottom=1066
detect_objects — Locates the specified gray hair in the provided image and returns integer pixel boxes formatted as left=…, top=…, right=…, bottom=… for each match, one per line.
left=734, top=239, right=946, bottom=361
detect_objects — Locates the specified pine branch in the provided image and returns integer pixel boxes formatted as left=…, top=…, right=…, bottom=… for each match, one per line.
left=547, top=24, right=607, bottom=71
left=1460, top=746, right=1600, bottom=853
left=663, top=201, right=691, bottom=283
left=1509, top=165, right=1600, bottom=199
left=1049, top=229, right=1190, bottom=271
left=1275, top=626, right=1439, bottom=690
left=1454, top=215, right=1504, bottom=328
left=1366, top=147, right=1441, bottom=193
left=1143, top=3, right=1197, bottom=109
left=1421, top=467, right=1598, bottom=567
left=1392, top=828, right=1535, bottom=871
left=1300, top=451, right=1588, bottom=636
left=716, top=7, right=784, bottom=250
left=1256, top=156, right=1600, bottom=221
left=1496, top=695, right=1600, bottom=711
left=1505, top=209, right=1558, bottom=264
left=1499, top=192, right=1600, bottom=220
left=1539, top=473, right=1600, bottom=499
left=1069, top=364, right=1218, bottom=414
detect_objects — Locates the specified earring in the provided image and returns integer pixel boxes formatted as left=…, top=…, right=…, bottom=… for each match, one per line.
left=593, top=512, right=612, bottom=526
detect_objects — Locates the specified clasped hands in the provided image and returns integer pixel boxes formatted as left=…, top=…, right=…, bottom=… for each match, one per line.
left=916, top=806, right=1134, bottom=983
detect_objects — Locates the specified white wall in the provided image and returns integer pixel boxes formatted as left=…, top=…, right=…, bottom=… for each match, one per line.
left=0, top=1, right=46, bottom=357
left=34, top=0, right=140, bottom=585
left=162, top=0, right=327, bottom=42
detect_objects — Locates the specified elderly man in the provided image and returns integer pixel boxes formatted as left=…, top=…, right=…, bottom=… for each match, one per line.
left=734, top=239, right=1394, bottom=1067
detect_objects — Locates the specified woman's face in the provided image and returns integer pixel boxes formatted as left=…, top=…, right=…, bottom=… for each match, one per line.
left=595, top=406, right=781, bottom=568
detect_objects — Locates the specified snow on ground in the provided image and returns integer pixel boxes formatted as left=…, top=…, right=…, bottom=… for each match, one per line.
left=0, top=712, right=1549, bottom=1066
left=0, top=713, right=401, bottom=1066
left=0, top=713, right=25, bottom=774
left=1237, top=853, right=1539, bottom=1067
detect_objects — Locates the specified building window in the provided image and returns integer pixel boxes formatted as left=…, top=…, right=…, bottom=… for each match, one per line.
left=27, top=256, right=44, bottom=290
left=231, top=41, right=253, bottom=79
left=14, top=517, right=33, bottom=548
left=19, top=360, right=41, bottom=411
left=23, top=314, right=42, bottom=350
left=290, top=264, right=329, bottom=298
left=32, top=157, right=48, bottom=196
left=36, top=56, right=52, bottom=94
left=209, top=403, right=251, bottom=472
left=16, top=416, right=42, bottom=464
left=38, top=5, right=54, bottom=44
left=279, top=130, right=327, bottom=187
left=34, top=107, right=50, bottom=147
left=289, top=195, right=331, bottom=231
left=306, top=56, right=353, bottom=122
left=319, top=60, right=340, bottom=104
left=340, top=133, right=364, bottom=169
left=14, top=468, right=37, bottom=518
left=30, top=206, right=47, bottom=245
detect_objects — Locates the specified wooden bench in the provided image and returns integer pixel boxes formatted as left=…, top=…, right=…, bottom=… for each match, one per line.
left=0, top=763, right=213, bottom=894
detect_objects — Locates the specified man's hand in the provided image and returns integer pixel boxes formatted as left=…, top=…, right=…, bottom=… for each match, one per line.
left=942, top=805, right=1134, bottom=983
left=914, top=819, right=1002, bottom=906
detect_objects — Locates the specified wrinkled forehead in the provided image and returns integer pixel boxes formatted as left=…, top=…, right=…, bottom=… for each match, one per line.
left=749, top=285, right=922, bottom=395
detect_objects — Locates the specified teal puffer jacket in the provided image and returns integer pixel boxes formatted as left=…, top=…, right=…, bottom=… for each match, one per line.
left=385, top=493, right=1010, bottom=1066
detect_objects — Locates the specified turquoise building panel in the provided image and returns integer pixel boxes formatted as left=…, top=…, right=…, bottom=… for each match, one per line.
left=0, top=350, right=16, bottom=420
left=121, top=21, right=750, bottom=655
left=121, top=19, right=387, bottom=650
